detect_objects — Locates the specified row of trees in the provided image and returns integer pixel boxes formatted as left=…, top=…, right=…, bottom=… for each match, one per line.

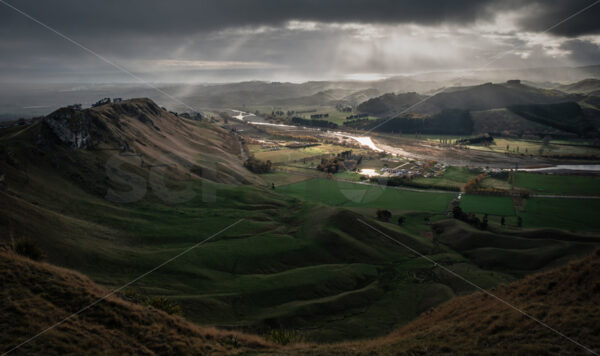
left=244, top=157, right=272, bottom=173
left=291, top=116, right=338, bottom=129
left=317, top=151, right=362, bottom=173
left=453, top=206, right=522, bottom=229
left=375, top=206, right=522, bottom=231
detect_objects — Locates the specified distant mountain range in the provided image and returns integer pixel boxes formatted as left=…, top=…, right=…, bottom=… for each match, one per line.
left=353, top=79, right=600, bottom=137
left=3, top=64, right=600, bottom=120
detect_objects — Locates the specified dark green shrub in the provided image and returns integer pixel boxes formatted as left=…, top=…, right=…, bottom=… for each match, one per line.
left=12, top=238, right=45, bottom=261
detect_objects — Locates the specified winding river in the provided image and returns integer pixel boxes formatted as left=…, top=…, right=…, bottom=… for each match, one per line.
left=227, top=109, right=600, bottom=172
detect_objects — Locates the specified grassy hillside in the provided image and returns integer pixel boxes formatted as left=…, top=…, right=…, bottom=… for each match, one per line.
left=424, top=81, right=579, bottom=113
left=2, top=99, right=600, bottom=348
left=3, top=239, right=599, bottom=355
left=306, top=249, right=600, bottom=355
left=357, top=92, right=426, bottom=115
left=347, top=109, right=474, bottom=135
left=0, top=248, right=274, bottom=355
left=508, top=102, right=596, bottom=137
left=471, top=108, right=570, bottom=136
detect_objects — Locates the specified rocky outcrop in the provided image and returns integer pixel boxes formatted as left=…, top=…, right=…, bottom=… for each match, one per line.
left=43, top=108, right=92, bottom=149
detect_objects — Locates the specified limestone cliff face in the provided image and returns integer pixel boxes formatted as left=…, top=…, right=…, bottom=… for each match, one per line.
left=43, top=108, right=92, bottom=149
left=31, top=98, right=259, bottom=184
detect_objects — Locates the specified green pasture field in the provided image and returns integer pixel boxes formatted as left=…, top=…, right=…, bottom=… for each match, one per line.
left=519, top=198, right=600, bottom=231
left=276, top=178, right=456, bottom=212
left=468, top=137, right=600, bottom=157
left=513, top=172, right=600, bottom=196
left=460, top=195, right=515, bottom=216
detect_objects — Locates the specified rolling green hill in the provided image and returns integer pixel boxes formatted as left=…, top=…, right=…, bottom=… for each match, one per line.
left=353, top=80, right=586, bottom=135
left=308, top=249, right=600, bottom=355
left=2, top=99, right=599, bottom=347
left=358, top=80, right=580, bottom=117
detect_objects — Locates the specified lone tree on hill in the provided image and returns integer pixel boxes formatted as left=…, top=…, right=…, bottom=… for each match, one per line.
left=501, top=216, right=506, bottom=226
left=376, top=209, right=392, bottom=222
left=482, top=214, right=489, bottom=230
left=452, top=206, right=464, bottom=219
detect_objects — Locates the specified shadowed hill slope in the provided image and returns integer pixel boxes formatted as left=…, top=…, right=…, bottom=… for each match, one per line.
left=357, top=92, right=427, bottom=116
left=0, top=248, right=275, bottom=355
left=358, top=81, right=580, bottom=116
left=300, top=249, right=600, bottom=355
left=421, top=81, right=580, bottom=113
left=4, top=245, right=598, bottom=355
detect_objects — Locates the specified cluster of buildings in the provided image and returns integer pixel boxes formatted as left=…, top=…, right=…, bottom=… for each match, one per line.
left=377, top=161, right=447, bottom=178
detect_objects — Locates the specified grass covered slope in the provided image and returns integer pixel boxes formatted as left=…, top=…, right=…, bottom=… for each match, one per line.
left=2, top=98, right=599, bottom=348
left=0, top=248, right=274, bottom=355
left=508, top=102, right=595, bottom=137
left=307, top=249, right=600, bottom=355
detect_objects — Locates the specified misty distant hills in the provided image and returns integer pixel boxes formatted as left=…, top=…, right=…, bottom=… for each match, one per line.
left=2, top=64, right=600, bottom=121
left=408, top=64, right=600, bottom=84
left=557, top=78, right=600, bottom=95
left=358, top=80, right=580, bottom=116
left=270, top=88, right=381, bottom=106
left=352, top=80, right=600, bottom=137
left=422, top=80, right=580, bottom=113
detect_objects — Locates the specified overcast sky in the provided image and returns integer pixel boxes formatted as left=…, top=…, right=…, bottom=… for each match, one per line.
left=1, top=0, right=599, bottom=83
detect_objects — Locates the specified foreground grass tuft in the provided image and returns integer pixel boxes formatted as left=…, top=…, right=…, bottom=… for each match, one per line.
left=120, top=290, right=183, bottom=315
left=266, top=329, right=304, bottom=345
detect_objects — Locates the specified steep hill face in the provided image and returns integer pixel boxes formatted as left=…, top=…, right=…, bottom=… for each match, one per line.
left=306, top=249, right=600, bottom=355
left=1, top=98, right=259, bottom=196
left=353, top=81, right=594, bottom=136
left=4, top=244, right=598, bottom=355
left=357, top=92, right=427, bottom=116
left=359, top=81, right=579, bottom=116
left=508, top=102, right=596, bottom=137
left=471, top=108, right=571, bottom=136
left=421, top=81, right=580, bottom=114
left=0, top=248, right=274, bottom=355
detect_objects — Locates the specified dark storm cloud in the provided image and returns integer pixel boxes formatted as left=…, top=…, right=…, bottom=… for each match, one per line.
left=1, top=0, right=598, bottom=37
left=0, top=0, right=503, bottom=37
left=515, top=0, right=600, bottom=37
left=560, top=39, right=600, bottom=64
left=0, top=0, right=599, bottom=84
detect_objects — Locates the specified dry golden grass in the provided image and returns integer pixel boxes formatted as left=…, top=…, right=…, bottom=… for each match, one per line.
left=5, top=244, right=598, bottom=355
left=295, top=249, right=600, bottom=355
left=0, top=248, right=276, bottom=355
